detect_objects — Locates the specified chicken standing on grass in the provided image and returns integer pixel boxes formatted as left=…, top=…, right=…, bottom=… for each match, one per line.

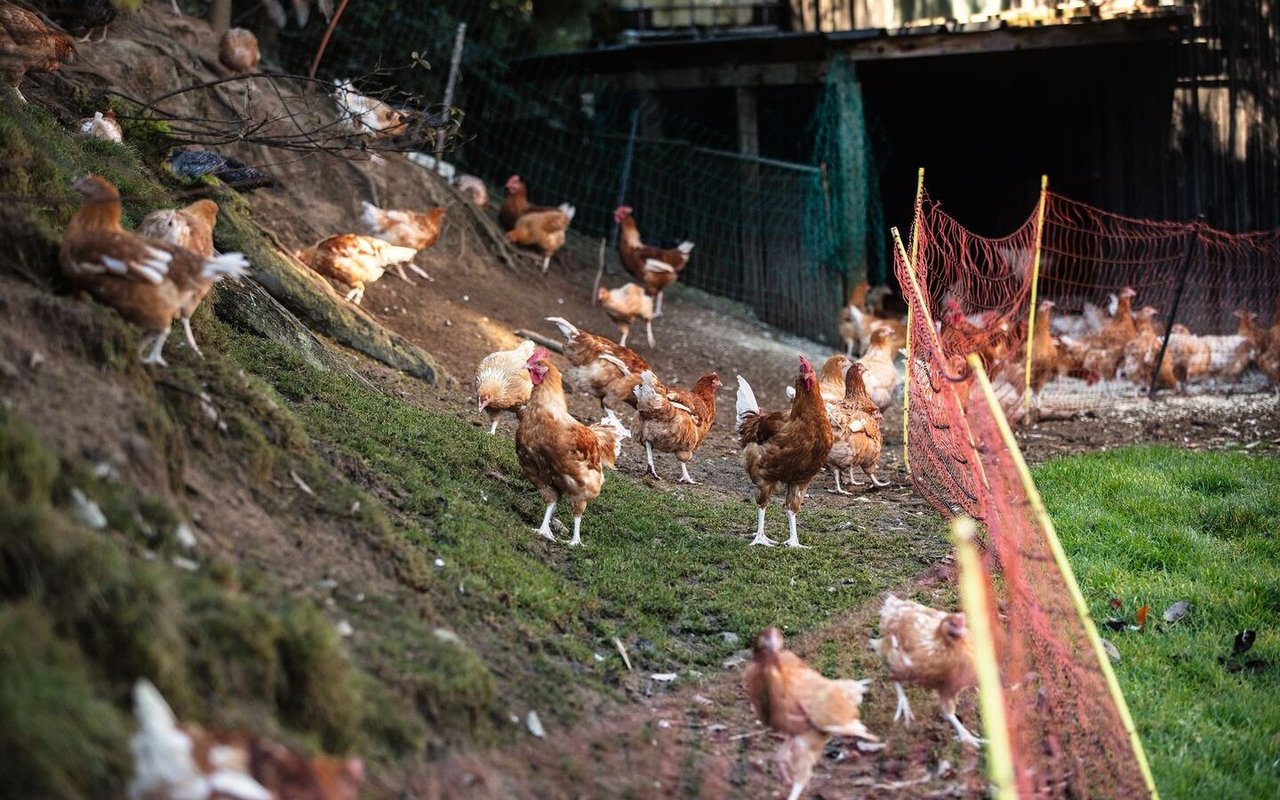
left=60, top=176, right=249, bottom=367
left=515, top=348, right=630, bottom=546
left=615, top=205, right=693, bottom=318
left=294, top=234, right=418, bottom=305
left=597, top=282, right=655, bottom=348
left=136, top=199, right=221, bottom=357
left=744, top=627, right=879, bottom=800
left=475, top=339, right=535, bottom=435
left=871, top=593, right=981, bottom=747
left=633, top=370, right=721, bottom=483
left=736, top=356, right=834, bottom=548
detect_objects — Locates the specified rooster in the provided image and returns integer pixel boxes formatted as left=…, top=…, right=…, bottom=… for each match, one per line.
left=452, top=174, right=489, bottom=209
left=475, top=339, right=535, bottom=435
left=0, top=1, right=75, bottom=102
left=505, top=204, right=574, bottom=274
left=497, top=175, right=568, bottom=231
left=597, top=282, right=655, bottom=348
left=614, top=205, right=693, bottom=318
left=856, top=326, right=900, bottom=411
left=633, top=370, right=720, bottom=483
left=60, top=176, right=249, bottom=367
left=137, top=199, right=221, bottom=357
left=332, top=79, right=407, bottom=141
left=77, top=110, right=122, bottom=142
left=871, top=594, right=980, bottom=747
left=826, top=362, right=886, bottom=494
left=360, top=201, right=443, bottom=279
left=295, top=235, right=418, bottom=305
left=218, top=27, right=260, bottom=74
left=744, top=627, right=878, bottom=800
left=515, top=348, right=630, bottom=546
left=545, top=316, right=653, bottom=410
left=736, top=357, right=834, bottom=548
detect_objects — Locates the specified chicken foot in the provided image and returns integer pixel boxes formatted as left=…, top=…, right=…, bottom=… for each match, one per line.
left=393, top=262, right=432, bottom=285
left=945, top=711, right=984, bottom=748
left=783, top=509, right=808, bottom=548
left=645, top=319, right=655, bottom=348
left=535, top=502, right=557, bottom=541
left=140, top=329, right=172, bottom=367
left=749, top=507, right=776, bottom=547
left=653, top=291, right=665, bottom=317
left=541, top=256, right=551, bottom=274
left=344, top=286, right=365, bottom=304
left=828, top=469, right=853, bottom=495
left=893, top=682, right=914, bottom=725
left=568, top=515, right=584, bottom=546
left=677, top=462, right=696, bottom=484
left=488, top=419, right=499, bottom=435
left=180, top=318, right=204, bottom=358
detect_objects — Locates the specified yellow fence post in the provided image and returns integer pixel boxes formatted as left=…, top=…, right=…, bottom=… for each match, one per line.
left=951, top=516, right=1017, bottom=800
left=968, top=353, right=1163, bottom=800
left=902, top=167, right=925, bottom=470
left=1022, top=174, right=1049, bottom=423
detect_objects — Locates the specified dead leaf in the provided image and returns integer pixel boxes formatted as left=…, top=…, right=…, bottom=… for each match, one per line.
left=1136, top=604, right=1149, bottom=631
left=1109, top=597, right=1123, bottom=610
left=1101, top=639, right=1120, bottom=662
left=1162, top=600, right=1189, bottom=623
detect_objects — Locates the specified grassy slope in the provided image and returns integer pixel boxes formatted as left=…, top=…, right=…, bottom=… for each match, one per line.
left=1035, top=447, right=1280, bottom=799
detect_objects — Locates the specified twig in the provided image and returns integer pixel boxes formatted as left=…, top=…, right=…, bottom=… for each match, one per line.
left=728, top=730, right=773, bottom=741
left=613, top=636, right=633, bottom=671
left=309, top=0, right=352, bottom=79
left=592, top=237, right=606, bottom=305
left=514, top=330, right=563, bottom=354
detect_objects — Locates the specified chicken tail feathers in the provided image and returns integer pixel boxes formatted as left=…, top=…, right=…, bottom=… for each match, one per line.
left=384, top=243, right=419, bottom=264
left=677, top=241, right=694, bottom=255
left=545, top=316, right=579, bottom=340
left=632, top=369, right=664, bottom=412
left=128, top=679, right=199, bottom=800
left=558, top=203, right=576, bottom=222
left=360, top=200, right=383, bottom=231
left=592, top=408, right=631, bottom=464
left=734, top=374, right=760, bottom=433
left=200, top=252, right=251, bottom=283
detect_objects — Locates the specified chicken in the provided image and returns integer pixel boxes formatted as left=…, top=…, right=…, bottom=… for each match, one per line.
left=331, top=79, right=407, bottom=140
left=1081, top=286, right=1137, bottom=379
left=505, top=204, right=575, bottom=274
left=260, top=0, right=332, bottom=28
left=1050, top=295, right=1112, bottom=340
left=744, top=627, right=878, bottom=800
left=838, top=281, right=871, bottom=357
left=475, top=339, right=535, bottom=435
left=597, top=282, right=655, bottom=348
left=33, top=0, right=116, bottom=41
left=633, top=369, right=720, bottom=483
left=871, top=594, right=980, bottom=747
left=1197, top=309, right=1257, bottom=382
left=60, top=176, right=249, bottom=366
left=128, top=679, right=363, bottom=800
left=545, top=316, right=653, bottom=410
left=164, top=149, right=274, bottom=192
left=1121, top=306, right=1175, bottom=390
left=736, top=357, right=834, bottom=548
left=136, top=199, right=221, bottom=357
left=817, top=354, right=852, bottom=405
left=1166, top=324, right=1212, bottom=385
left=294, top=234, right=418, bottom=304
left=1259, top=297, right=1280, bottom=384
left=218, top=27, right=260, bottom=74
left=359, top=201, right=443, bottom=280
left=77, top=109, right=123, bottom=142
left=452, top=173, right=489, bottom=208
left=826, top=362, right=886, bottom=494
left=1236, top=309, right=1263, bottom=355
left=0, top=2, right=75, bottom=102
left=497, top=174, right=568, bottom=232
left=515, top=348, right=630, bottom=546
left=857, top=326, right=900, bottom=411
left=614, top=205, right=693, bottom=318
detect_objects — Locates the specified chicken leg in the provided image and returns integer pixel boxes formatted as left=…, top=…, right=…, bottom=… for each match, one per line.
left=750, top=507, right=775, bottom=547
left=141, top=329, right=172, bottom=367
left=645, top=319, right=655, bottom=348
left=180, top=318, right=204, bottom=358
left=618, top=326, right=630, bottom=348
left=945, top=711, right=984, bottom=748
left=488, top=419, right=499, bottom=435
left=644, top=442, right=661, bottom=479
left=541, top=256, right=551, bottom=274
left=867, top=469, right=890, bottom=488
left=535, top=502, right=557, bottom=541
left=568, top=514, right=583, bottom=546
left=677, top=462, right=695, bottom=484
left=893, top=682, right=914, bottom=725
left=783, top=509, right=808, bottom=548
left=828, top=469, right=852, bottom=496
left=345, top=285, right=365, bottom=304
left=653, top=291, right=665, bottom=317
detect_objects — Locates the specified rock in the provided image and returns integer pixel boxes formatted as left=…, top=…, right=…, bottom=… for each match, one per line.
left=174, top=522, right=198, bottom=549
left=649, top=673, right=678, bottom=682
left=335, top=620, right=354, bottom=638
left=1162, top=600, right=1189, bottom=623
left=1101, top=638, right=1120, bottom=662
left=69, top=488, right=107, bottom=530
left=525, top=710, right=545, bottom=739
left=719, top=631, right=740, bottom=646
left=433, top=628, right=463, bottom=646
left=171, top=556, right=199, bottom=572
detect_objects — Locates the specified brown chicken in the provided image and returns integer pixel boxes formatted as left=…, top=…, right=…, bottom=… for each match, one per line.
left=331, top=79, right=407, bottom=141
left=1020, top=298, right=1061, bottom=415
left=545, top=316, right=654, bottom=410
left=515, top=348, right=630, bottom=546
left=597, top=282, right=655, bottom=348
left=295, top=234, right=418, bottom=304
left=129, top=679, right=362, bottom=800
left=633, top=369, right=720, bottom=483
left=1165, top=323, right=1212, bottom=385
left=817, top=353, right=852, bottom=405
left=1082, top=285, right=1137, bottom=379
left=505, top=204, right=575, bottom=274
left=1259, top=297, right=1280, bottom=383
left=360, top=201, right=443, bottom=280
left=475, top=339, right=535, bottom=435
left=452, top=173, right=489, bottom=209
left=497, top=174, right=567, bottom=231
left=838, top=281, right=871, bottom=357
left=76, top=109, right=122, bottom=142
left=871, top=594, right=980, bottom=747
left=735, top=357, right=834, bottom=548
left=218, top=27, right=260, bottom=74
left=857, top=326, right=900, bottom=411
left=137, top=199, right=221, bottom=357
left=744, top=627, right=878, bottom=800
left=60, top=176, right=248, bottom=366
left=1122, top=306, right=1176, bottom=390
left=0, top=1, right=74, bottom=102
left=614, top=205, right=693, bottom=317
left=826, top=362, right=886, bottom=494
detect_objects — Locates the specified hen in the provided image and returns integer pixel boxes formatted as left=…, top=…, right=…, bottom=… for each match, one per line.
left=295, top=234, right=418, bottom=304
left=515, top=348, right=630, bottom=546
left=1259, top=296, right=1280, bottom=384
left=452, top=173, right=489, bottom=209
left=1121, top=306, right=1176, bottom=390
left=614, top=205, right=693, bottom=317
left=633, top=369, right=720, bottom=484
left=0, top=1, right=75, bottom=102
left=1023, top=298, right=1061, bottom=414
left=332, top=79, right=407, bottom=140
left=744, top=627, right=878, bottom=800
left=826, top=362, right=886, bottom=494
left=505, top=204, right=575, bottom=274
left=497, top=174, right=568, bottom=231
left=817, top=354, right=851, bottom=405
left=1081, top=286, right=1137, bottom=379
left=218, top=27, right=260, bottom=74
left=736, top=356, right=834, bottom=548
left=546, top=316, right=653, bottom=410
left=838, top=281, right=871, bottom=357
left=128, top=679, right=363, bottom=800
left=360, top=200, right=443, bottom=280
left=475, top=339, right=535, bottom=435
left=871, top=594, right=980, bottom=747
left=33, top=0, right=116, bottom=41
left=857, top=326, right=900, bottom=411
left=136, top=199, right=221, bottom=356
left=597, top=282, right=655, bottom=348
left=77, top=109, right=123, bottom=142
left=60, top=176, right=249, bottom=366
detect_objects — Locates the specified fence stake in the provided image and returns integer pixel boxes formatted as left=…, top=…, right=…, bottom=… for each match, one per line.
left=902, top=167, right=924, bottom=471
left=308, top=0, right=352, bottom=79
left=434, top=23, right=467, bottom=171
left=1149, top=216, right=1203, bottom=397
left=609, top=108, right=641, bottom=252
left=1022, top=174, right=1049, bottom=424
left=592, top=238, right=606, bottom=305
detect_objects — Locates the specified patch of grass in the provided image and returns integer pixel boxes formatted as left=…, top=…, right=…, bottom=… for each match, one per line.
left=1035, top=446, right=1280, bottom=798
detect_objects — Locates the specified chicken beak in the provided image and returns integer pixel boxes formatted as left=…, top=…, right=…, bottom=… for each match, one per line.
left=478, top=397, right=490, bottom=412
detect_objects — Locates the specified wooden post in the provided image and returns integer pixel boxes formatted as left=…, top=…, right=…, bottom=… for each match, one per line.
left=1149, top=217, right=1203, bottom=397
left=1022, top=174, right=1049, bottom=424
left=434, top=23, right=467, bottom=170
left=609, top=108, right=641, bottom=251
left=309, top=0, right=351, bottom=79
left=208, top=0, right=231, bottom=33
left=902, top=167, right=924, bottom=471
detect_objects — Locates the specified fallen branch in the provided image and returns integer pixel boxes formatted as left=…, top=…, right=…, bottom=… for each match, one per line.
left=514, top=330, right=563, bottom=354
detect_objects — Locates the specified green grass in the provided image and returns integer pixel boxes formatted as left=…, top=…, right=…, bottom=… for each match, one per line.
left=1036, top=447, right=1280, bottom=799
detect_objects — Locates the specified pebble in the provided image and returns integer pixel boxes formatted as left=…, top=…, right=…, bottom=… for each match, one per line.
left=335, top=620, right=354, bottom=638
left=526, top=710, right=546, bottom=738
left=174, top=522, right=198, bottom=549
left=69, top=488, right=107, bottom=530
